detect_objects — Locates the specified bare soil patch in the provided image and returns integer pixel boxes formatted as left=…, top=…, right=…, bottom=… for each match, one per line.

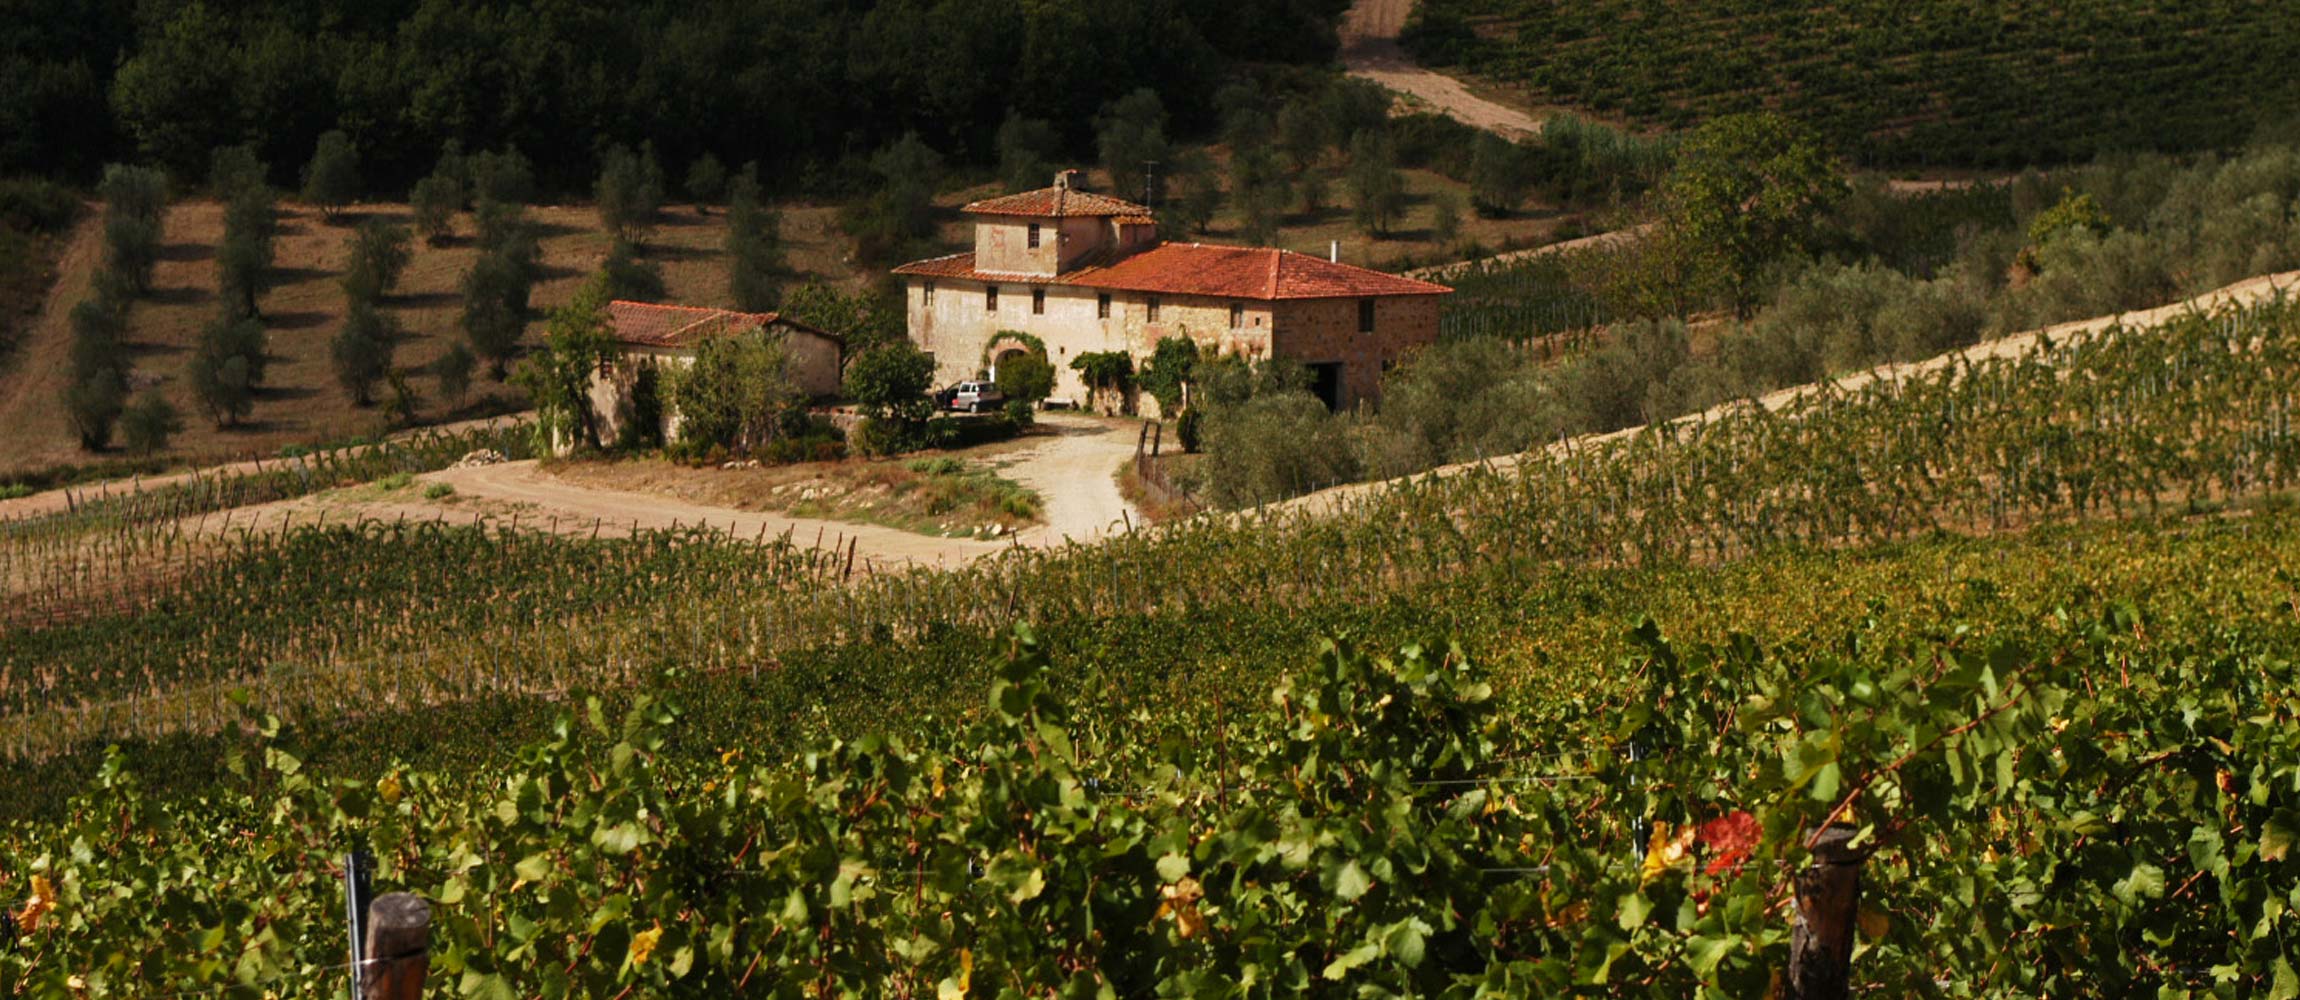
left=542, top=452, right=1041, bottom=540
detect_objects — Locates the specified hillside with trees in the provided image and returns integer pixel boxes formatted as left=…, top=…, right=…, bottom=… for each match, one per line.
left=4, top=0, right=1349, bottom=190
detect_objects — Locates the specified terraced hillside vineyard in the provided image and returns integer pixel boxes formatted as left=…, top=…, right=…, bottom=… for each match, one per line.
left=1406, top=0, right=2300, bottom=166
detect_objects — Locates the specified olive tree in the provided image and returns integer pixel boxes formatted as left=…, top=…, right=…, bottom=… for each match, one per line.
left=1657, top=112, right=1846, bottom=318
left=668, top=330, right=803, bottom=453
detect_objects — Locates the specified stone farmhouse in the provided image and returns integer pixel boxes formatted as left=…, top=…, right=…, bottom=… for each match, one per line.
left=585, top=300, right=843, bottom=445
left=893, top=172, right=1452, bottom=414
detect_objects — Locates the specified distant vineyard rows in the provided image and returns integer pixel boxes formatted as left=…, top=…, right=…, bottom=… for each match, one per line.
left=1411, top=0, right=2300, bottom=166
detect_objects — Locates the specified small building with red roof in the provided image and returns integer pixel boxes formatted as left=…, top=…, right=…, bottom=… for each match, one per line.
left=584, top=300, right=843, bottom=445
left=893, top=171, right=1451, bottom=413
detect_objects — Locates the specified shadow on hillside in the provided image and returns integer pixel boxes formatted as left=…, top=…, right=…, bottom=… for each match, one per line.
left=224, top=415, right=311, bottom=434
left=265, top=310, right=331, bottom=332
left=147, top=285, right=213, bottom=306
left=529, top=218, right=588, bottom=240
left=257, top=383, right=324, bottom=402
left=269, top=266, right=335, bottom=288
left=124, top=340, right=186, bottom=359
left=642, top=242, right=722, bottom=263
left=359, top=209, right=418, bottom=228
left=393, top=290, right=463, bottom=309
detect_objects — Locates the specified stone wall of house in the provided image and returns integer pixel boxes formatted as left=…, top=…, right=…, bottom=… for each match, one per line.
left=972, top=217, right=1118, bottom=276
left=1269, top=296, right=1441, bottom=410
left=907, top=279, right=1277, bottom=413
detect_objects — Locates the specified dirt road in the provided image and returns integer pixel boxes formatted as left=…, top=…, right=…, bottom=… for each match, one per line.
left=400, top=410, right=1143, bottom=567
left=1000, top=412, right=1146, bottom=544
left=1342, top=0, right=1544, bottom=138
left=0, top=209, right=102, bottom=479
left=1282, top=268, right=2300, bottom=516
left=0, top=414, right=527, bottom=522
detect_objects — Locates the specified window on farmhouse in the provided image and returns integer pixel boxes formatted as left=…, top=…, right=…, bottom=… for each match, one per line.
left=1097, top=293, right=1111, bottom=319
left=987, top=285, right=999, bottom=311
left=1358, top=298, right=1376, bottom=333
left=1032, top=288, right=1046, bottom=314
left=1147, top=296, right=1161, bottom=322
left=1028, top=223, right=1041, bottom=249
left=1229, top=302, right=1244, bottom=328
left=922, top=281, right=935, bottom=306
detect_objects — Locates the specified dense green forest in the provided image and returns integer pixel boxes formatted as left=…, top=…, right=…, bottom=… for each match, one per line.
left=2, top=0, right=1348, bottom=191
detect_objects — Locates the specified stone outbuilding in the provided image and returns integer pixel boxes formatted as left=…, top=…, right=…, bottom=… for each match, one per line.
left=893, top=172, right=1452, bottom=414
left=585, top=300, right=843, bottom=445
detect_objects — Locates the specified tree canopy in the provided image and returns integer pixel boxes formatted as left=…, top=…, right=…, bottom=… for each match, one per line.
left=9, top=0, right=1345, bottom=189
left=1658, top=112, right=1847, bottom=317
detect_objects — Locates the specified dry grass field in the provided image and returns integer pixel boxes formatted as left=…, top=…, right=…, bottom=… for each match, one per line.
left=0, top=200, right=858, bottom=479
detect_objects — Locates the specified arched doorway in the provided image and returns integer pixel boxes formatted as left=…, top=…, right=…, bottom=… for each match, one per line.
left=989, top=346, right=1032, bottom=381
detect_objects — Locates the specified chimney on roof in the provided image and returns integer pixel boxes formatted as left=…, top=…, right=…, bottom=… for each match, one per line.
left=1329, top=240, right=1340, bottom=263
left=1054, top=169, right=1081, bottom=191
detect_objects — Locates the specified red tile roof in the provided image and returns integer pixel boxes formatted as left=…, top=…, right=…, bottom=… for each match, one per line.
left=606, top=301, right=839, bottom=348
left=961, top=186, right=1155, bottom=218
left=892, top=243, right=1452, bottom=301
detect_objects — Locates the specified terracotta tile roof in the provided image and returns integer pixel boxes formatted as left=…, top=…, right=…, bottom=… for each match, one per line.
left=892, top=244, right=1452, bottom=301
left=606, top=301, right=839, bottom=348
left=961, top=186, right=1155, bottom=218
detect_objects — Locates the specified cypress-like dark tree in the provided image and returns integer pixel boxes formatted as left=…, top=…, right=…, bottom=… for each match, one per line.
left=1096, top=89, right=1169, bottom=204
left=331, top=299, right=401, bottom=406
left=726, top=164, right=785, bottom=312
left=995, top=113, right=1059, bottom=193
left=63, top=297, right=131, bottom=450
left=410, top=174, right=460, bottom=245
left=461, top=249, right=532, bottom=380
left=1347, top=129, right=1406, bottom=238
left=341, top=219, right=412, bottom=303
left=1231, top=149, right=1289, bottom=247
left=188, top=313, right=267, bottom=426
left=430, top=342, right=476, bottom=409
left=301, top=129, right=360, bottom=221
left=96, top=164, right=168, bottom=294
left=684, top=154, right=726, bottom=212
left=601, top=239, right=665, bottom=302
left=214, top=148, right=276, bottom=320
left=209, top=144, right=265, bottom=199
left=841, top=134, right=943, bottom=266
left=468, top=147, right=536, bottom=207
left=595, top=143, right=663, bottom=247
left=1468, top=133, right=1537, bottom=217
left=119, top=392, right=184, bottom=455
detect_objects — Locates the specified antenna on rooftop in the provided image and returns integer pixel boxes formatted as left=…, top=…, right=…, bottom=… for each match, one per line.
left=1142, top=160, right=1161, bottom=208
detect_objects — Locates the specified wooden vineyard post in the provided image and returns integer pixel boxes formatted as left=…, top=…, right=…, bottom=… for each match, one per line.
left=360, top=893, right=431, bottom=1000
left=1787, top=825, right=1868, bottom=1000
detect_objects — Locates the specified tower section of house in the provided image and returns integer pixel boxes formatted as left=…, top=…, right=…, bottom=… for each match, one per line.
left=894, top=172, right=1451, bottom=414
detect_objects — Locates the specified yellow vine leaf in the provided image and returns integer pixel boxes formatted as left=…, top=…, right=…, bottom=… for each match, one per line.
left=1157, top=877, right=1209, bottom=939
left=18, top=875, right=55, bottom=931
left=1639, top=822, right=1694, bottom=884
left=1857, top=904, right=1890, bottom=940
left=630, top=921, right=663, bottom=966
